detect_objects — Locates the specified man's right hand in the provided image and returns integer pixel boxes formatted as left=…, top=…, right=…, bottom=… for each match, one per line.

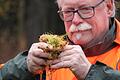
left=27, top=42, right=50, bottom=73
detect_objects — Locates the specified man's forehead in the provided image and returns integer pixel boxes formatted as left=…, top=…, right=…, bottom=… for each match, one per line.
left=58, top=0, right=99, bottom=3
left=57, top=0, right=100, bottom=6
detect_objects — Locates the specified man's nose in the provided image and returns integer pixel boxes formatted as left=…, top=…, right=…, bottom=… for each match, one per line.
left=72, top=13, right=84, bottom=26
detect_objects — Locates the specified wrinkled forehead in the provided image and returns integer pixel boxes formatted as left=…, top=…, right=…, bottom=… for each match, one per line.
left=57, top=0, right=100, bottom=8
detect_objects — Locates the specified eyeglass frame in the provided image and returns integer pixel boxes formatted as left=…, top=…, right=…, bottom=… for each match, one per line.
left=57, top=0, right=105, bottom=22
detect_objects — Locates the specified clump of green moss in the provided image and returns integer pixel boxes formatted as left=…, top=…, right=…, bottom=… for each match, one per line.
left=39, top=34, right=68, bottom=59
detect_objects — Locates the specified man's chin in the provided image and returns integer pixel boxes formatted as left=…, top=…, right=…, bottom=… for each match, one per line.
left=71, top=38, right=90, bottom=46
left=72, top=39, right=83, bottom=45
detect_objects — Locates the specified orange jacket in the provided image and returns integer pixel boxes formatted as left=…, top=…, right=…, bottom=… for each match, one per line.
left=45, top=19, right=120, bottom=80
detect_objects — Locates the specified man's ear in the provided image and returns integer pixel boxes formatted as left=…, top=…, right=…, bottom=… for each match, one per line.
left=106, top=0, right=115, bottom=17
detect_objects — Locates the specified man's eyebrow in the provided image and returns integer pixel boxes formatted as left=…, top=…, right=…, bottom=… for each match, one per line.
left=61, top=2, right=93, bottom=10
left=62, top=7, right=74, bottom=11
left=62, top=4, right=89, bottom=10
left=78, top=3, right=93, bottom=8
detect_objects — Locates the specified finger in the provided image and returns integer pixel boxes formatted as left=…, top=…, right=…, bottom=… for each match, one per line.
left=50, top=61, right=71, bottom=69
left=29, top=49, right=49, bottom=58
left=64, top=45, right=82, bottom=50
left=59, top=48, right=77, bottom=58
left=27, top=58, right=45, bottom=72
left=51, top=55, right=73, bottom=65
left=31, top=42, right=50, bottom=50
left=37, top=42, right=53, bottom=50
left=58, top=45, right=74, bottom=57
left=63, top=45, right=74, bottom=51
left=60, top=45, right=83, bottom=58
left=31, top=56, right=47, bottom=66
left=59, top=50, right=74, bottom=58
left=33, top=50, right=49, bottom=58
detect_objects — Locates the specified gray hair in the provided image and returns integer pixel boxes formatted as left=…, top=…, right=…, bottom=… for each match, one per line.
left=110, top=0, right=115, bottom=17
left=55, top=0, right=61, bottom=8
left=56, top=0, right=115, bottom=17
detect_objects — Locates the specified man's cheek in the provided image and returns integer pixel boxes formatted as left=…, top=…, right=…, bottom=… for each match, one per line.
left=64, top=22, right=71, bottom=32
left=65, top=27, right=69, bottom=32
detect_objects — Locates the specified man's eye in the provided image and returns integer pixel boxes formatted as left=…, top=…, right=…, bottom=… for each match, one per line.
left=79, top=7, right=92, bottom=13
left=63, top=11, right=72, bottom=17
left=63, top=11, right=71, bottom=14
left=81, top=7, right=91, bottom=10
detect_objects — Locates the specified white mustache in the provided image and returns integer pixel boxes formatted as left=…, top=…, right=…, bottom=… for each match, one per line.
left=69, top=23, right=92, bottom=32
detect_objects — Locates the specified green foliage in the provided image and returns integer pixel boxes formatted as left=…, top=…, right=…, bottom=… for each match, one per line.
left=115, top=0, right=120, bottom=21
left=0, top=0, right=14, bottom=16
left=0, top=0, right=20, bottom=34
left=115, top=1, right=120, bottom=9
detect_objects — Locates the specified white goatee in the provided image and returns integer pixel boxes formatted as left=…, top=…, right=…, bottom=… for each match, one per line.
left=76, top=33, right=82, bottom=40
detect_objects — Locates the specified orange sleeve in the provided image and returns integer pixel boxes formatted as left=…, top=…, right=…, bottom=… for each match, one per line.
left=0, top=64, right=4, bottom=69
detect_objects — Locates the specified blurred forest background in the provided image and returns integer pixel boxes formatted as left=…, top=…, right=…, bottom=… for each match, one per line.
left=0, top=0, right=120, bottom=63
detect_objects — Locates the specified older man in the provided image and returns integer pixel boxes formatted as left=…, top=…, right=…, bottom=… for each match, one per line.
left=27, top=0, right=120, bottom=79
left=0, top=0, right=120, bottom=80
left=27, top=0, right=120, bottom=80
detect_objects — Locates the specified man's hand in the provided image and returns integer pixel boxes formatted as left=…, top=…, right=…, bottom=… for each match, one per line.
left=27, top=42, right=49, bottom=73
left=50, top=45, right=91, bottom=80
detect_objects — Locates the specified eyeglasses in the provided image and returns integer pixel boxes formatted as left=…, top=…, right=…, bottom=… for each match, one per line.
left=58, top=0, right=105, bottom=22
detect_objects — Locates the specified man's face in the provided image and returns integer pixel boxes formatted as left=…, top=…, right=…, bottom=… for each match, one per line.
left=58, top=0, right=112, bottom=47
